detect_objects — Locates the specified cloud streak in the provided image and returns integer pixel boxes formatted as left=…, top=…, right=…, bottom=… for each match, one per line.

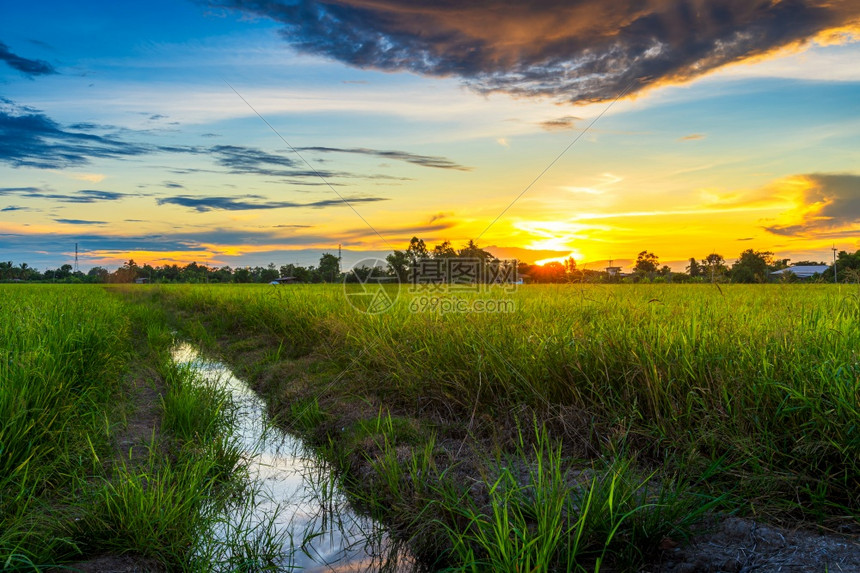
left=539, top=116, right=580, bottom=131
left=157, top=194, right=388, bottom=212
left=214, top=0, right=860, bottom=102
left=0, top=41, right=56, bottom=76
left=54, top=218, right=108, bottom=225
left=298, top=146, right=471, bottom=170
left=0, top=187, right=129, bottom=203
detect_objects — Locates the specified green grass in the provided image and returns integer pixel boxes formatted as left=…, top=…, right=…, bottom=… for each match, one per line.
left=0, top=285, right=259, bottom=570
left=145, top=284, right=860, bottom=503
left=55, top=283, right=860, bottom=569
left=72, top=447, right=220, bottom=562
left=0, top=285, right=128, bottom=564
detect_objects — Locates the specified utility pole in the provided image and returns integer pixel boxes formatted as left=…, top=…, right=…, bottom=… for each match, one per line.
left=74, top=243, right=79, bottom=273
left=832, top=245, right=838, bottom=284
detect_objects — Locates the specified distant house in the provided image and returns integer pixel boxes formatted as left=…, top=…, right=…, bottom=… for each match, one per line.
left=270, top=276, right=297, bottom=285
left=770, top=265, right=830, bottom=280
left=134, top=277, right=150, bottom=284
left=605, top=266, right=622, bottom=277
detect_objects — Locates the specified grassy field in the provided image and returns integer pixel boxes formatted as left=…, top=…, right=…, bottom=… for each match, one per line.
left=3, top=283, right=858, bottom=571
left=0, top=285, right=274, bottom=571
left=130, top=282, right=859, bottom=570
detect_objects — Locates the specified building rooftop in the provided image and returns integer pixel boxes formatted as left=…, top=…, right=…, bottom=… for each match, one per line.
left=770, top=265, right=830, bottom=278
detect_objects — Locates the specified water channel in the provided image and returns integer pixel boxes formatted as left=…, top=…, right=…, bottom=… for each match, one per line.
left=171, top=343, right=415, bottom=572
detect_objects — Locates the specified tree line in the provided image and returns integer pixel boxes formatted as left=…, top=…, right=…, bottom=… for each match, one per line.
left=2, top=241, right=858, bottom=284
left=0, top=255, right=342, bottom=284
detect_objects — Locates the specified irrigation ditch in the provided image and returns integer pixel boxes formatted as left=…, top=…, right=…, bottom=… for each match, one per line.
left=170, top=342, right=414, bottom=571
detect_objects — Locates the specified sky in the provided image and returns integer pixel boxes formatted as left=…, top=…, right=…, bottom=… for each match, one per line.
left=1, top=0, right=859, bottom=272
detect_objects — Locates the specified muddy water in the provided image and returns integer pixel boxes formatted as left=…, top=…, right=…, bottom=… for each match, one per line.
left=172, top=343, right=414, bottom=572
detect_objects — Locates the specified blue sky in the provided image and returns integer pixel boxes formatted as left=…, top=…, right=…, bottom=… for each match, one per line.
left=2, top=1, right=859, bottom=271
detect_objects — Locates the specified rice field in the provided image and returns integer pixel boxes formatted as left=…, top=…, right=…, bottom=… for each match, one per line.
left=0, top=285, right=270, bottom=570
left=3, top=282, right=858, bottom=570
left=137, top=282, right=860, bottom=569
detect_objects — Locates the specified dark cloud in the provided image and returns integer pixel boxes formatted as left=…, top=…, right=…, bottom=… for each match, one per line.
left=1, top=205, right=31, bottom=212
left=54, top=218, right=108, bottom=225
left=67, top=122, right=104, bottom=131
left=214, top=0, right=860, bottom=102
left=298, top=146, right=471, bottom=170
left=0, top=187, right=128, bottom=203
left=764, top=174, right=860, bottom=236
left=163, top=181, right=185, bottom=189
left=0, top=41, right=56, bottom=76
left=211, top=144, right=294, bottom=170
left=196, top=144, right=416, bottom=180
left=428, top=211, right=453, bottom=224
left=157, top=194, right=387, bottom=212
left=0, top=100, right=149, bottom=168
left=201, top=144, right=351, bottom=178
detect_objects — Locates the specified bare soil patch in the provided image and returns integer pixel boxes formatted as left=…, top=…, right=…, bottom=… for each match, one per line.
left=654, top=517, right=860, bottom=572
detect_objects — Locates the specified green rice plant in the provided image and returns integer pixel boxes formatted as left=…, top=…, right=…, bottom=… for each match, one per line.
left=192, top=487, right=292, bottom=573
left=288, top=397, right=327, bottom=433
left=160, top=360, right=232, bottom=444
left=435, top=425, right=714, bottom=572
left=0, top=286, right=130, bottom=564
left=72, top=447, right=219, bottom=563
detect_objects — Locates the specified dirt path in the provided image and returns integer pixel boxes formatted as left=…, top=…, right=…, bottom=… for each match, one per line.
left=66, top=366, right=166, bottom=573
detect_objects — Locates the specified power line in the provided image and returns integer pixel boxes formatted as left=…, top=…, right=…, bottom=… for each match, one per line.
left=223, top=80, right=394, bottom=252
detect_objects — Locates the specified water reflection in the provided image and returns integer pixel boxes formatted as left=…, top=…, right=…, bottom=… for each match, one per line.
left=172, top=343, right=415, bottom=572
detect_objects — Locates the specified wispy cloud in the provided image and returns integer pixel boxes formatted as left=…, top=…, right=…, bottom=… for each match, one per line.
left=298, top=146, right=471, bottom=170
left=213, top=0, right=860, bottom=102
left=0, top=41, right=56, bottom=76
left=679, top=133, right=706, bottom=141
left=54, top=218, right=108, bottom=225
left=539, top=116, right=580, bottom=131
left=156, top=194, right=388, bottom=212
left=0, top=186, right=129, bottom=203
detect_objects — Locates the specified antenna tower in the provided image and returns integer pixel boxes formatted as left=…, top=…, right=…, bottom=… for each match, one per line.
left=832, top=245, right=838, bottom=285
left=74, top=243, right=79, bottom=273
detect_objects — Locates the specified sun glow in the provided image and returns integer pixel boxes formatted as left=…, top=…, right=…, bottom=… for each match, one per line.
left=534, top=251, right=582, bottom=266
